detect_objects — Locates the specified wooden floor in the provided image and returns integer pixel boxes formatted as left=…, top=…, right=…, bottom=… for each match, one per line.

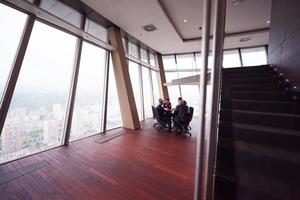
left=0, top=119, right=198, bottom=200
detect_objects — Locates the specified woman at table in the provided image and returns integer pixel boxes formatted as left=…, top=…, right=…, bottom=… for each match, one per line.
left=163, top=97, right=172, bottom=111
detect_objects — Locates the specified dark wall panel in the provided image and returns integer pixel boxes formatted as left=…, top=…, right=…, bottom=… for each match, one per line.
left=268, top=0, right=300, bottom=90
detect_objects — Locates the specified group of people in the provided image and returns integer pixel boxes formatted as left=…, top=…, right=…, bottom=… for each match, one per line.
left=155, top=97, right=190, bottom=132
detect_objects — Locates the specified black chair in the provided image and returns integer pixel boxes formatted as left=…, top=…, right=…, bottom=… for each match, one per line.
left=187, top=107, right=194, bottom=131
left=152, top=106, right=160, bottom=128
left=177, top=107, right=194, bottom=136
left=154, top=107, right=171, bottom=132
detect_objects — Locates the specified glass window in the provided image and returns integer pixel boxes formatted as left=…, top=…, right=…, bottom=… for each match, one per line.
left=181, top=85, right=200, bottom=116
left=165, top=72, right=178, bottom=83
left=150, top=53, right=156, bottom=67
left=106, top=55, right=122, bottom=130
left=70, top=42, right=107, bottom=141
left=142, top=67, right=153, bottom=119
left=0, top=4, right=27, bottom=102
left=162, top=55, right=176, bottom=70
left=176, top=54, right=195, bottom=70
left=195, top=52, right=213, bottom=70
left=167, top=86, right=181, bottom=107
left=223, top=50, right=241, bottom=68
left=177, top=71, right=194, bottom=79
left=129, top=61, right=142, bottom=120
left=241, top=47, right=267, bottom=66
left=151, top=70, right=160, bottom=104
left=40, top=0, right=82, bottom=28
left=140, top=48, right=148, bottom=63
left=128, top=42, right=139, bottom=58
left=85, top=18, right=108, bottom=42
left=0, top=22, right=77, bottom=164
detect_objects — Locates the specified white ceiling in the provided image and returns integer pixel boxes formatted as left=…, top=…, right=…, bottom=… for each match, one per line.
left=81, top=0, right=272, bottom=54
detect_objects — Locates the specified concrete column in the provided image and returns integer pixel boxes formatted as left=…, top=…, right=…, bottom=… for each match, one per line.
left=156, top=53, right=169, bottom=99
left=108, top=26, right=140, bottom=129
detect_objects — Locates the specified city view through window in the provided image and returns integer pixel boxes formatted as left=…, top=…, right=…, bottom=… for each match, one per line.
left=0, top=3, right=122, bottom=164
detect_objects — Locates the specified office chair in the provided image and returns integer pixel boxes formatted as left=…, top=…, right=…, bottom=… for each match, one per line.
left=178, top=107, right=194, bottom=136
left=152, top=106, right=160, bottom=129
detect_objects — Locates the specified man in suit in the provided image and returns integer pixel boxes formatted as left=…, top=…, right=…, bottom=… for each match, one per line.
left=156, top=98, right=172, bottom=132
left=173, top=99, right=188, bottom=131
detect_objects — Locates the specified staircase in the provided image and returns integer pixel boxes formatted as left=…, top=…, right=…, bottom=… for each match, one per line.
left=215, top=65, right=300, bottom=200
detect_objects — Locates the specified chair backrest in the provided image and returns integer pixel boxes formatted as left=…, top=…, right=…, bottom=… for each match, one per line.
left=152, top=105, right=157, bottom=119
left=189, top=107, right=194, bottom=118
left=154, top=107, right=163, bottom=121
left=181, top=113, right=193, bottom=125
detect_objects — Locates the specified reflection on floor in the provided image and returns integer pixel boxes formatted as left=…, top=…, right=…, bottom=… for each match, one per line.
left=0, top=118, right=199, bottom=200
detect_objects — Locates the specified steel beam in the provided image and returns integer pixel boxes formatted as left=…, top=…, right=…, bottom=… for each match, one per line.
left=0, top=15, right=35, bottom=135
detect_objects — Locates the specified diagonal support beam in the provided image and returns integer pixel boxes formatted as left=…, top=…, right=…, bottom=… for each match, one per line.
left=108, top=26, right=140, bottom=129
left=0, top=15, right=35, bottom=135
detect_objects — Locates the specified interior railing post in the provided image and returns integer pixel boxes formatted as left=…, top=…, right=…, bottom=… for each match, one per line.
left=194, top=0, right=212, bottom=199
left=206, top=0, right=227, bottom=199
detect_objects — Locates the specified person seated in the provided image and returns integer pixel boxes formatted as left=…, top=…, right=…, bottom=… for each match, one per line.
left=156, top=98, right=172, bottom=132
left=173, top=99, right=188, bottom=131
left=156, top=98, right=165, bottom=119
left=163, top=97, right=172, bottom=111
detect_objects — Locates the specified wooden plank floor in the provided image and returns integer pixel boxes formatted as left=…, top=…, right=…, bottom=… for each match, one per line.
left=0, top=118, right=198, bottom=200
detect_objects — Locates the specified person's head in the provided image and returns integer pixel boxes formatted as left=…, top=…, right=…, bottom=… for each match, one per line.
left=178, top=97, right=183, bottom=105
left=165, top=97, right=170, bottom=103
left=158, top=98, right=164, bottom=105
left=183, top=100, right=187, bottom=106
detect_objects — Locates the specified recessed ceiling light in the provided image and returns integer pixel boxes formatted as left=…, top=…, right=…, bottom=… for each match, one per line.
left=267, top=20, right=270, bottom=24
left=142, top=24, right=157, bottom=32
left=232, top=0, right=243, bottom=6
left=240, top=37, right=251, bottom=42
left=184, top=19, right=188, bottom=23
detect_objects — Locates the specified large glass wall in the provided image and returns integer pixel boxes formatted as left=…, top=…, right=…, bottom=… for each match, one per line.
left=70, top=42, right=106, bottom=141
left=241, top=47, right=267, bottom=66
left=0, top=1, right=138, bottom=164
left=106, top=56, right=122, bottom=130
left=0, top=4, right=27, bottom=102
left=223, top=50, right=241, bottom=68
left=142, top=67, right=153, bottom=119
left=129, top=61, right=143, bottom=120
left=152, top=71, right=160, bottom=104
left=1, top=21, right=77, bottom=163
left=125, top=40, right=159, bottom=121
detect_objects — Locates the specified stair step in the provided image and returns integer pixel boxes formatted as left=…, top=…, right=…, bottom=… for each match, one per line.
left=217, top=140, right=300, bottom=183
left=220, top=109, right=300, bottom=130
left=216, top=167, right=300, bottom=200
left=215, top=176, right=281, bottom=200
left=227, top=83, right=285, bottom=92
left=224, top=77, right=283, bottom=85
left=222, top=65, right=272, bottom=73
left=219, top=122, right=300, bottom=150
left=223, top=70, right=276, bottom=79
left=221, top=99, right=300, bottom=114
left=219, top=138, right=300, bottom=163
left=228, top=91, right=292, bottom=101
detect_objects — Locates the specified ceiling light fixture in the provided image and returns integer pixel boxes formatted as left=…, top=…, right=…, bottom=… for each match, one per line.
left=267, top=20, right=270, bottom=24
left=142, top=24, right=157, bottom=32
left=184, top=19, right=188, bottom=23
left=240, top=37, right=251, bottom=42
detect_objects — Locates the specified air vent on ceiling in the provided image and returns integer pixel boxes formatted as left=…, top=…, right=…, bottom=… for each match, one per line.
left=232, top=0, right=244, bottom=6
left=142, top=24, right=157, bottom=32
left=240, top=37, right=251, bottom=42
